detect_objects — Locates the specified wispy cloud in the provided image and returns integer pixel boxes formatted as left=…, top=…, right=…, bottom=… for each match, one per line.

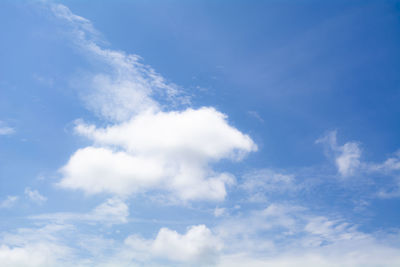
left=316, top=131, right=361, bottom=177
left=0, top=196, right=18, bottom=209
left=50, top=3, right=187, bottom=122
left=31, top=197, right=129, bottom=226
left=48, top=3, right=257, bottom=203
left=0, top=121, right=15, bottom=135
left=24, top=188, right=47, bottom=205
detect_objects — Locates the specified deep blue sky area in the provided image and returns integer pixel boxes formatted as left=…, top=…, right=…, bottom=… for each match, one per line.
left=1, top=1, right=400, bottom=266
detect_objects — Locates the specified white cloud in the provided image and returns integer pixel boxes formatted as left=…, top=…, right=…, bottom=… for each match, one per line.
left=336, top=142, right=361, bottom=177
left=317, top=132, right=400, bottom=197
left=214, top=207, right=226, bottom=217
left=48, top=3, right=257, bottom=202
left=50, top=4, right=186, bottom=122
left=369, top=150, right=400, bottom=173
left=0, top=196, right=18, bottom=209
left=125, top=224, right=222, bottom=265
left=0, top=121, right=14, bottom=135
left=2, top=203, right=400, bottom=267
left=0, top=224, right=75, bottom=267
left=241, top=169, right=297, bottom=202
left=31, top=197, right=129, bottom=226
left=24, top=188, right=47, bottom=205
left=217, top=241, right=400, bottom=267
left=214, top=203, right=400, bottom=267
left=316, top=131, right=361, bottom=177
left=59, top=108, right=256, bottom=201
left=247, top=111, right=264, bottom=123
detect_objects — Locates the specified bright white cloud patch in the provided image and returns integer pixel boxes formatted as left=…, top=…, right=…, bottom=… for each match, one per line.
left=0, top=224, right=74, bottom=267
left=125, top=224, right=222, bottom=265
left=317, top=131, right=361, bottom=177
left=60, top=108, right=256, bottom=201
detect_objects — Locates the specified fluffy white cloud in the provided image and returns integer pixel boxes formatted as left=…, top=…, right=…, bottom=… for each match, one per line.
left=50, top=3, right=256, bottom=202
left=125, top=224, right=222, bottom=265
left=316, top=131, right=361, bottom=177
left=0, top=224, right=74, bottom=267
left=59, top=108, right=256, bottom=201
left=24, top=188, right=47, bottom=205
left=3, top=203, right=400, bottom=267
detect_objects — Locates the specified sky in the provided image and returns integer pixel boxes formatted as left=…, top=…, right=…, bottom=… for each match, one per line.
left=1, top=0, right=400, bottom=266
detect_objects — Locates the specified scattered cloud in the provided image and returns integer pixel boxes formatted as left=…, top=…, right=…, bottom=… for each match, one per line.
left=214, top=207, right=226, bottom=217
left=50, top=3, right=187, bottom=122
left=316, top=131, right=361, bottom=177
left=48, top=3, right=257, bottom=203
left=31, top=197, right=129, bottom=226
left=214, top=203, right=400, bottom=267
left=0, top=121, right=15, bottom=135
left=0, top=196, right=19, bottom=209
left=3, top=3, right=395, bottom=267
left=317, top=131, right=400, bottom=198
left=124, top=224, right=222, bottom=265
left=247, top=111, right=264, bottom=123
left=24, top=188, right=47, bottom=205
left=241, top=169, right=298, bottom=202
left=0, top=224, right=75, bottom=267
left=2, top=202, right=400, bottom=267
left=369, top=150, right=400, bottom=173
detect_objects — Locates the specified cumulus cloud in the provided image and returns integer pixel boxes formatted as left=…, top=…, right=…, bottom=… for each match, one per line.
left=59, top=108, right=256, bottom=201
left=24, top=188, right=47, bottom=205
left=2, top=203, right=400, bottom=267
left=0, top=224, right=74, bottom=267
left=316, top=131, right=361, bottom=177
left=49, top=3, right=257, bottom=202
left=125, top=224, right=222, bottom=265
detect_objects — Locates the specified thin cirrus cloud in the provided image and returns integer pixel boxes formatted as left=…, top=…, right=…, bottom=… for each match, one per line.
left=31, top=197, right=129, bottom=226
left=50, top=3, right=257, bottom=202
left=214, top=203, right=400, bottom=267
left=51, top=3, right=185, bottom=122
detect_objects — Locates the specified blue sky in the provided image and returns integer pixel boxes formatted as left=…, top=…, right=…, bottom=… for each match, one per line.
left=1, top=0, right=400, bottom=266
